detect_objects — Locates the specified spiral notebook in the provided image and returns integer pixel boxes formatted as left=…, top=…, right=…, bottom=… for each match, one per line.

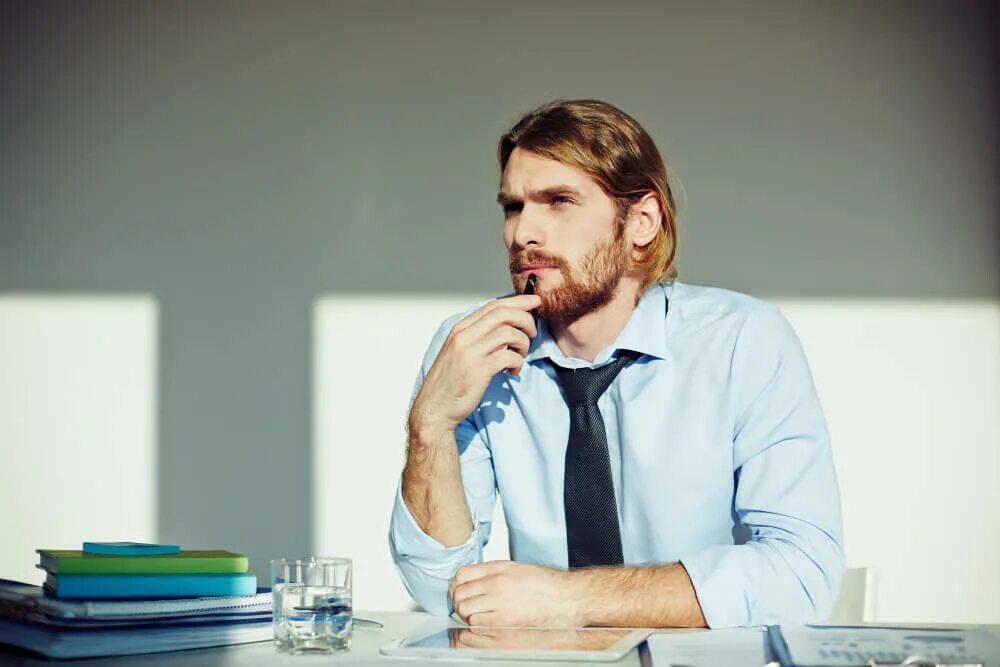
left=0, top=579, right=273, bottom=658
left=0, top=579, right=271, bottom=621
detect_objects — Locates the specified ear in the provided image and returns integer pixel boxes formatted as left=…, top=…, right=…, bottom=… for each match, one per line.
left=627, top=192, right=662, bottom=252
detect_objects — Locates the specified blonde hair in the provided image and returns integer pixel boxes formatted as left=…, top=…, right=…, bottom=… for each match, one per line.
left=498, top=99, right=679, bottom=291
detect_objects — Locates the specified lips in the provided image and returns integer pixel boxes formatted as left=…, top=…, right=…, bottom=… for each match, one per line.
left=515, top=266, right=558, bottom=277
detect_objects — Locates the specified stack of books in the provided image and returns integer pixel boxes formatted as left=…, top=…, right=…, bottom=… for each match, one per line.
left=37, top=545, right=257, bottom=599
left=0, top=543, right=272, bottom=659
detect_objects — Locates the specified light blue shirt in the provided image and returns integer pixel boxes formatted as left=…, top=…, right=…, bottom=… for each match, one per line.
left=389, top=281, right=845, bottom=628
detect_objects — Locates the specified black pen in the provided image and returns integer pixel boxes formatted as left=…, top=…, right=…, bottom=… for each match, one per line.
left=524, top=273, right=538, bottom=296
left=505, top=273, right=538, bottom=376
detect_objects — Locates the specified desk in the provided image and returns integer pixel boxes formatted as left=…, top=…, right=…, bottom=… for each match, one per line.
left=0, top=610, right=764, bottom=667
left=0, top=612, right=996, bottom=667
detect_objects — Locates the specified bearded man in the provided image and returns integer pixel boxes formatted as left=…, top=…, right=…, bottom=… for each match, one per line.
left=389, top=100, right=845, bottom=629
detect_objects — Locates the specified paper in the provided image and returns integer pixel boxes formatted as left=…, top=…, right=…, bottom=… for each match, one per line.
left=773, top=624, right=1000, bottom=666
left=645, top=627, right=768, bottom=666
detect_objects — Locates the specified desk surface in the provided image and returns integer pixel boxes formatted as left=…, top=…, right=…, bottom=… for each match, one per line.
left=0, top=610, right=758, bottom=667
left=0, top=611, right=997, bottom=667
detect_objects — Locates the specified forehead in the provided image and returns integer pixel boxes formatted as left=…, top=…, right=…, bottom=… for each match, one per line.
left=500, top=147, right=603, bottom=194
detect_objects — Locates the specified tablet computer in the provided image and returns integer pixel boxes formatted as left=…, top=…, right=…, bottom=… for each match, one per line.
left=380, top=623, right=651, bottom=662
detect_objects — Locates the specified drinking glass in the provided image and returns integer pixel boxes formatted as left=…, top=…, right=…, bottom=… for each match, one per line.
left=271, top=557, right=352, bottom=653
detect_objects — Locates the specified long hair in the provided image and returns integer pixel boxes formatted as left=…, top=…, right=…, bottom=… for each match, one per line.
left=498, top=100, right=679, bottom=290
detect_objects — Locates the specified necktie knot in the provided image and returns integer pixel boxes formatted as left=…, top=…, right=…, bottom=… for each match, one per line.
left=553, top=351, right=639, bottom=407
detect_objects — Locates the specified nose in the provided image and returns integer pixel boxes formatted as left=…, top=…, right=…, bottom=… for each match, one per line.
left=508, top=204, right=546, bottom=251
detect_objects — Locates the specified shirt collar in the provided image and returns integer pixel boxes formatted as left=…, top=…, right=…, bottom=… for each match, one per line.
left=525, top=282, right=670, bottom=368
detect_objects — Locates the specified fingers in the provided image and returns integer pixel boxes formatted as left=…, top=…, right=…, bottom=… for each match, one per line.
left=460, top=310, right=536, bottom=349
left=454, top=560, right=513, bottom=586
left=447, top=309, right=535, bottom=364
left=467, top=611, right=502, bottom=627
left=449, top=565, right=479, bottom=600
left=451, top=577, right=488, bottom=607
left=477, top=325, right=531, bottom=357
left=449, top=560, right=511, bottom=601
left=488, top=348, right=526, bottom=377
left=454, top=299, right=540, bottom=339
left=453, top=589, right=496, bottom=622
left=447, top=562, right=517, bottom=626
left=450, top=575, right=491, bottom=624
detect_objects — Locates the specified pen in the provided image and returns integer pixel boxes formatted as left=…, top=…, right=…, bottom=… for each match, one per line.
left=502, top=273, right=537, bottom=376
left=524, top=273, right=538, bottom=296
left=291, top=606, right=383, bottom=630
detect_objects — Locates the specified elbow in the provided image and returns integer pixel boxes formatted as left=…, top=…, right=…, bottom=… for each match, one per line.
left=750, top=531, right=845, bottom=625
left=414, top=591, right=453, bottom=617
left=393, top=560, right=454, bottom=616
left=807, top=545, right=846, bottom=622
left=388, top=533, right=458, bottom=617
left=779, top=536, right=847, bottom=624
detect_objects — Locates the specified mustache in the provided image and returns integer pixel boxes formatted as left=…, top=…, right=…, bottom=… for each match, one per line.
left=508, top=251, right=569, bottom=273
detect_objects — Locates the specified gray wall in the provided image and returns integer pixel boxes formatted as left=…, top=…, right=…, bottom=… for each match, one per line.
left=1, top=0, right=997, bottom=582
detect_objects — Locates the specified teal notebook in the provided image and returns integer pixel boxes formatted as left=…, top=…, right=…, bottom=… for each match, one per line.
left=44, top=573, right=257, bottom=599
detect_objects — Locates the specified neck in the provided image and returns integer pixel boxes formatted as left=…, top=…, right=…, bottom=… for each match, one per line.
left=548, top=274, right=644, bottom=362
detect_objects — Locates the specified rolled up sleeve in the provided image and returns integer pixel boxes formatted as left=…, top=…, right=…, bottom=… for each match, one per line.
left=388, top=309, right=499, bottom=615
left=389, top=418, right=497, bottom=615
left=681, top=303, right=846, bottom=628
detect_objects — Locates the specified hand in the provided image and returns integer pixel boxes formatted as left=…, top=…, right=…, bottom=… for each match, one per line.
left=410, top=295, right=541, bottom=435
left=449, top=561, right=583, bottom=627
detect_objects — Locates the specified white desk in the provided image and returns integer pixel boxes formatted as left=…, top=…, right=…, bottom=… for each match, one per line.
left=0, top=610, right=767, bottom=667
left=0, top=612, right=996, bottom=666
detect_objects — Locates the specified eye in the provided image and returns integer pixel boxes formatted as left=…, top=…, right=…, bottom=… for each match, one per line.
left=502, top=203, right=522, bottom=217
left=550, top=195, right=574, bottom=207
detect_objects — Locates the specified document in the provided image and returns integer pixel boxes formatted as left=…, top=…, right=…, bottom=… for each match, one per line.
left=645, top=627, right=768, bottom=666
left=770, top=624, right=1000, bottom=666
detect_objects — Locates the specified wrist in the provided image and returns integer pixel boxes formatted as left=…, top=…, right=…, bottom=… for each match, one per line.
left=564, top=568, right=598, bottom=627
left=407, top=408, right=457, bottom=445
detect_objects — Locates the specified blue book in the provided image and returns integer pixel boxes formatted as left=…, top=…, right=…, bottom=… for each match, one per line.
left=82, top=542, right=181, bottom=556
left=44, top=572, right=257, bottom=599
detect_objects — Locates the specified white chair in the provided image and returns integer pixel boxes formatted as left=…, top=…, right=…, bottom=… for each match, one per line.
left=825, top=567, right=877, bottom=624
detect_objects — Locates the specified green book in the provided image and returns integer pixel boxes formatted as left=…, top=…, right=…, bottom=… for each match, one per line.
left=36, top=550, right=249, bottom=575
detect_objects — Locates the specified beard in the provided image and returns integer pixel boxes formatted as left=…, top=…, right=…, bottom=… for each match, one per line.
left=509, top=227, right=628, bottom=323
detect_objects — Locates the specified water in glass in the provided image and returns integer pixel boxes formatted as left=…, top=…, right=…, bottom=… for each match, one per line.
left=273, top=583, right=352, bottom=652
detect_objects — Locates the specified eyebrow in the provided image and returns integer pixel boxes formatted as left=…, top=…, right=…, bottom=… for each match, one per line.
left=496, top=185, right=584, bottom=206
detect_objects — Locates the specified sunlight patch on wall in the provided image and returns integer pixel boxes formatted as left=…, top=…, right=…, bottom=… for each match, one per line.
left=0, top=295, right=158, bottom=584
left=314, top=293, right=999, bottom=620
left=312, top=295, right=510, bottom=611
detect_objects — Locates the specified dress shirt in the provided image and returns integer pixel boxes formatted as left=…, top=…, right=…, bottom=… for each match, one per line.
left=389, top=281, right=845, bottom=628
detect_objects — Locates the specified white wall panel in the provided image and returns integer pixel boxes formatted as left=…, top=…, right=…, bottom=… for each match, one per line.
left=780, top=299, right=1000, bottom=623
left=315, top=295, right=1000, bottom=621
left=314, top=296, right=512, bottom=611
left=0, top=295, right=158, bottom=584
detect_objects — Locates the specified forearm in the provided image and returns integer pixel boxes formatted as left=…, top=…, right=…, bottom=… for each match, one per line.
left=401, top=418, right=474, bottom=547
left=572, top=563, right=707, bottom=628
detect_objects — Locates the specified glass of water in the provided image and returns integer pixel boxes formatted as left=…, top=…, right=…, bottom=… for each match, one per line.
left=271, top=557, right=352, bottom=653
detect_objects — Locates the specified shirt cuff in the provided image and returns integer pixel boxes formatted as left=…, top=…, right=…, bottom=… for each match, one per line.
left=389, top=481, right=483, bottom=580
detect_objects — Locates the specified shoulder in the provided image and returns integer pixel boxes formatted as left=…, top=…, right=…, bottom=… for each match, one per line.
left=667, top=281, right=787, bottom=337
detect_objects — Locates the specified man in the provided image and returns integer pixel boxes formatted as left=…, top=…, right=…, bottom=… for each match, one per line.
left=389, top=100, right=845, bottom=628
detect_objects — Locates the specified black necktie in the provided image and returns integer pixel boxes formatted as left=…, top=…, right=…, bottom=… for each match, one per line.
left=551, top=351, right=640, bottom=568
